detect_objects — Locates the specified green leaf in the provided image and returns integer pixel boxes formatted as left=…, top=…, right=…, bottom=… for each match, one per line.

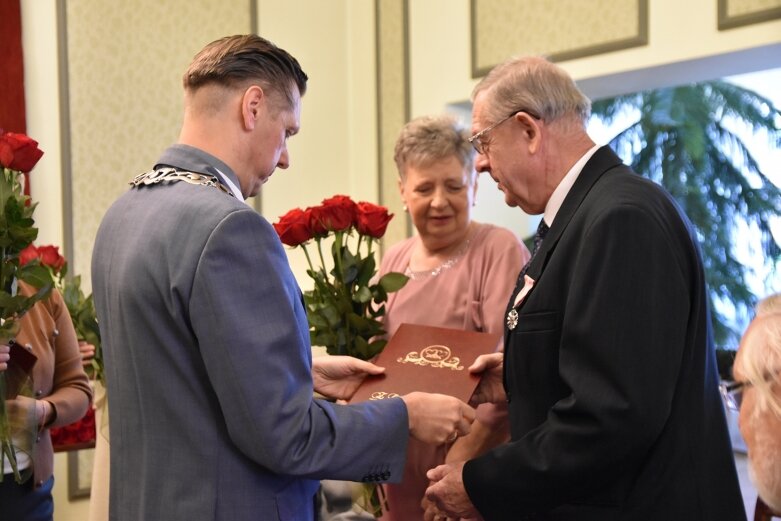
left=321, top=305, right=342, bottom=328
left=308, top=311, right=329, bottom=329
left=18, top=264, right=55, bottom=290
left=378, top=272, right=408, bottom=293
left=371, top=285, right=388, bottom=304
left=592, top=79, right=781, bottom=346
left=353, top=285, right=372, bottom=304
left=365, top=338, right=387, bottom=359
left=330, top=244, right=359, bottom=286
left=355, top=255, right=376, bottom=288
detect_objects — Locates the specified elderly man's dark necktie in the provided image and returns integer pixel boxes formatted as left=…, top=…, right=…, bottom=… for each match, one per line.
left=507, top=219, right=549, bottom=330
left=520, top=219, right=549, bottom=279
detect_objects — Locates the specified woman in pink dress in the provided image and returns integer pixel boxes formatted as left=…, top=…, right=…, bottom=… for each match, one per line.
left=378, top=115, right=529, bottom=520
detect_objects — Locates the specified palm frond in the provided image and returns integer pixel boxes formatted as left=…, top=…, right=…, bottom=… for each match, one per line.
left=591, top=79, right=781, bottom=346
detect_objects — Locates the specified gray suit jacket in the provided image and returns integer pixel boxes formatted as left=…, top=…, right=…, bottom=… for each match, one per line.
left=92, top=145, right=408, bottom=521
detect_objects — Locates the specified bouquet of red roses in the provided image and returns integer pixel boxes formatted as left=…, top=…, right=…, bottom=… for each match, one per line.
left=273, top=195, right=408, bottom=360
left=0, top=130, right=57, bottom=483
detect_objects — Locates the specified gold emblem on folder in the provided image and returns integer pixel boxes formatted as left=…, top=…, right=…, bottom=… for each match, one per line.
left=368, top=391, right=401, bottom=401
left=398, top=345, right=464, bottom=371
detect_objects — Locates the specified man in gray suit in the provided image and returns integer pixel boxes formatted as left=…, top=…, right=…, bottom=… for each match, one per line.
left=91, top=34, right=474, bottom=521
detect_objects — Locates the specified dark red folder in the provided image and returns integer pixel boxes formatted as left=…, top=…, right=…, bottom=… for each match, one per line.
left=349, top=323, right=501, bottom=404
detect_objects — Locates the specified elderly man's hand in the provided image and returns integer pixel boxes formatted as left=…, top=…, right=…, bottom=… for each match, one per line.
left=425, top=462, right=480, bottom=519
left=468, top=352, right=505, bottom=406
left=422, top=484, right=483, bottom=521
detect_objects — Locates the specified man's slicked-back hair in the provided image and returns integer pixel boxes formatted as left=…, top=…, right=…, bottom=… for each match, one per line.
left=183, top=34, right=308, bottom=110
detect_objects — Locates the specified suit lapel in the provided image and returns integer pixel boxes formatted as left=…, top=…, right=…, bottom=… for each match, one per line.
left=525, top=146, right=624, bottom=282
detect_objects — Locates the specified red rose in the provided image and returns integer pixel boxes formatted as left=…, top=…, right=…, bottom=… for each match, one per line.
left=316, top=195, right=357, bottom=232
left=37, top=245, right=67, bottom=273
left=273, top=208, right=313, bottom=247
left=0, top=131, right=44, bottom=173
left=19, top=244, right=39, bottom=266
left=355, top=202, right=393, bottom=238
left=307, top=207, right=328, bottom=237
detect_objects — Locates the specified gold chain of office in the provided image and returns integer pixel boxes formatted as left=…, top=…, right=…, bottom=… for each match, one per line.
left=129, top=167, right=234, bottom=197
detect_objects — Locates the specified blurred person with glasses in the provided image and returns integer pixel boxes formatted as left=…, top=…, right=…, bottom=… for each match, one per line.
left=732, top=294, right=781, bottom=513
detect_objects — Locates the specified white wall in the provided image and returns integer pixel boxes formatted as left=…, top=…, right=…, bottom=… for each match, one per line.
left=22, top=0, right=64, bottom=249
left=257, top=0, right=379, bottom=285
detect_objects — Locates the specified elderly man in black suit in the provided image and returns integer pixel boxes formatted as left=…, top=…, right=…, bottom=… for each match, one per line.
left=424, top=55, right=746, bottom=520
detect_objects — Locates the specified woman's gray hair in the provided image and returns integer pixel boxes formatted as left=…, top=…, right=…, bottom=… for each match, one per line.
left=472, top=55, right=591, bottom=127
left=393, top=115, right=474, bottom=179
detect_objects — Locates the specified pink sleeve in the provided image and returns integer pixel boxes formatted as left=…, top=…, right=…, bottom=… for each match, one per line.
left=478, top=227, right=530, bottom=335
left=474, top=227, right=530, bottom=426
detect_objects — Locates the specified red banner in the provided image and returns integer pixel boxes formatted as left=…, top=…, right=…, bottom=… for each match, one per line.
left=0, top=0, right=26, bottom=134
left=0, top=0, right=31, bottom=196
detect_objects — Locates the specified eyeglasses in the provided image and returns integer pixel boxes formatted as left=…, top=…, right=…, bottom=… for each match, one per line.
left=468, top=109, right=541, bottom=155
left=719, top=380, right=748, bottom=411
left=719, top=368, right=781, bottom=411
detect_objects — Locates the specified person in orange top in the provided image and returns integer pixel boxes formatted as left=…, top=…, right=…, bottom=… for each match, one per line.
left=0, top=282, right=92, bottom=521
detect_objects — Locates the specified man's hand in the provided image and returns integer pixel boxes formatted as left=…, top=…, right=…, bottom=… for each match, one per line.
left=423, top=487, right=480, bottom=521
left=425, top=461, right=480, bottom=519
left=402, top=392, right=475, bottom=445
left=469, top=352, right=505, bottom=406
left=0, top=343, right=9, bottom=372
left=312, top=355, right=385, bottom=401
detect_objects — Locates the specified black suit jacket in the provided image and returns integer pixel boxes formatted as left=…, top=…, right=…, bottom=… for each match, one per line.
left=463, top=147, right=746, bottom=521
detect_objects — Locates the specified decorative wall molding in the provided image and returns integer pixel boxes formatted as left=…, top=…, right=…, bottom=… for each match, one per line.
left=718, top=0, right=781, bottom=29
left=375, top=0, right=411, bottom=247
left=471, top=0, right=649, bottom=78
left=58, top=0, right=254, bottom=279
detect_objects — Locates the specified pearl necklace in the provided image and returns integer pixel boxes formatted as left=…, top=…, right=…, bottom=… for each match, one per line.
left=404, top=237, right=472, bottom=280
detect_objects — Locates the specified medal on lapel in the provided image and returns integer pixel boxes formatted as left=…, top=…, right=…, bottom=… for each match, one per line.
left=506, top=308, right=519, bottom=330
left=506, top=275, right=536, bottom=331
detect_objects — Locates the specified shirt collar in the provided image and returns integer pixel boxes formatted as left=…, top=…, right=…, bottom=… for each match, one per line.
left=543, top=144, right=600, bottom=227
left=155, top=144, right=245, bottom=200
left=212, top=168, right=243, bottom=200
